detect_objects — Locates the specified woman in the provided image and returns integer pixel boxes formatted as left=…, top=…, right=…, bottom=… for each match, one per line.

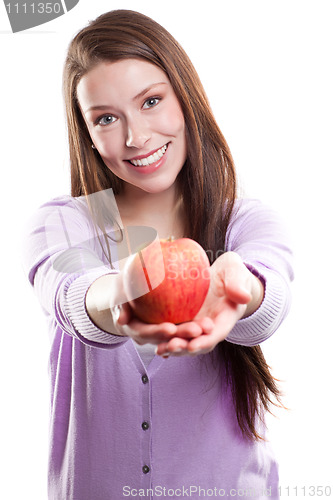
left=24, top=9, right=293, bottom=499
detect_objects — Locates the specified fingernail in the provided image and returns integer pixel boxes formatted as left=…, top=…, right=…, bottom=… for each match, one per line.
left=190, top=349, right=201, bottom=355
left=111, top=305, right=121, bottom=323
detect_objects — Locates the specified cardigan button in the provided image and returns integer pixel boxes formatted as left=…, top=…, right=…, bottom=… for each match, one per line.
left=141, top=374, right=149, bottom=384
left=141, top=421, right=149, bottom=431
left=142, top=465, right=150, bottom=474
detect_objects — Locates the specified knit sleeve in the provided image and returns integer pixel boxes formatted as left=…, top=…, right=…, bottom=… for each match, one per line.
left=225, top=198, right=294, bottom=346
left=23, top=195, right=128, bottom=349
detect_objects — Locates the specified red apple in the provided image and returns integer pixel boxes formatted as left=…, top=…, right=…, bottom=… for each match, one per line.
left=123, top=237, right=210, bottom=324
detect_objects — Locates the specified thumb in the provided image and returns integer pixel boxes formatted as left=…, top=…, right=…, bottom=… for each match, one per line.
left=221, top=254, right=252, bottom=305
left=112, top=303, right=133, bottom=326
left=224, top=278, right=252, bottom=304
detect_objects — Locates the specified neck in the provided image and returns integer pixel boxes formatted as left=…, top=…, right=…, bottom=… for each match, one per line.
left=115, top=183, right=185, bottom=240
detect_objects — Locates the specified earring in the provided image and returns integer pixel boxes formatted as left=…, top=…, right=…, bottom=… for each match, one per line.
left=92, top=144, right=96, bottom=149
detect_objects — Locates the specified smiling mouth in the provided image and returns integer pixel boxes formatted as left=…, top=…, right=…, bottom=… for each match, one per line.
left=128, top=144, right=168, bottom=167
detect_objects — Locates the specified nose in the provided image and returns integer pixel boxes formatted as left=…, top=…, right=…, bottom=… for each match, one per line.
left=125, top=117, right=151, bottom=149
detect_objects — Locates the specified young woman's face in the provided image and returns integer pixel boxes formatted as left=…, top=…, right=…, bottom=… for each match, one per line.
left=77, top=59, right=187, bottom=195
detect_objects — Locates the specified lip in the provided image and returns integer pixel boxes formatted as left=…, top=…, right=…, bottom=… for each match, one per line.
left=127, top=144, right=167, bottom=162
left=126, top=143, right=169, bottom=175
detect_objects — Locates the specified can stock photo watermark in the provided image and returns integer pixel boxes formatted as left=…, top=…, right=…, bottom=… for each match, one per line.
left=2, top=0, right=80, bottom=32
left=122, top=485, right=273, bottom=497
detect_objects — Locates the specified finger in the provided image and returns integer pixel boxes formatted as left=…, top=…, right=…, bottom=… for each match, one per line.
left=225, top=282, right=252, bottom=304
left=128, top=319, right=178, bottom=343
left=187, top=302, right=245, bottom=353
left=156, top=338, right=190, bottom=356
left=192, top=316, right=215, bottom=334
left=155, top=342, right=169, bottom=356
left=210, top=252, right=251, bottom=306
left=116, top=303, right=133, bottom=325
left=165, top=337, right=190, bottom=353
left=174, top=321, right=203, bottom=339
left=223, top=259, right=252, bottom=304
left=186, top=335, right=217, bottom=355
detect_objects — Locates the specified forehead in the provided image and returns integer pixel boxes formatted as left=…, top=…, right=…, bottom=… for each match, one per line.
left=77, top=59, right=169, bottom=108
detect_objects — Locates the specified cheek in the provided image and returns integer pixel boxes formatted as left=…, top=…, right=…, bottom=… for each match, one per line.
left=159, top=101, right=185, bottom=136
left=94, top=132, right=122, bottom=163
left=170, top=105, right=187, bottom=157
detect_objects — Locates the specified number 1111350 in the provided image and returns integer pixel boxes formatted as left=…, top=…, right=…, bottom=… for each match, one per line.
left=5, top=3, right=62, bottom=15
left=279, top=485, right=332, bottom=497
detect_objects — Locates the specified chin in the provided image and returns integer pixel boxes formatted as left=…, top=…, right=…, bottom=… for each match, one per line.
left=143, top=178, right=178, bottom=195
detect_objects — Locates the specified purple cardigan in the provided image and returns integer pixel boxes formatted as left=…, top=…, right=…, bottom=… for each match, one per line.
left=23, top=195, right=293, bottom=500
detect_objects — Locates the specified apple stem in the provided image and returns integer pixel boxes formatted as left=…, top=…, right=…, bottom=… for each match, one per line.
left=167, top=235, right=175, bottom=242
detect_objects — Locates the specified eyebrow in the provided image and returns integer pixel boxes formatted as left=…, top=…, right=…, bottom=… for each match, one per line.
left=84, top=82, right=168, bottom=114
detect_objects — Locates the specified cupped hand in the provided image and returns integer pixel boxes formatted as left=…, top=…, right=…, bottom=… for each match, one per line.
left=113, top=302, right=214, bottom=346
left=155, top=252, right=263, bottom=357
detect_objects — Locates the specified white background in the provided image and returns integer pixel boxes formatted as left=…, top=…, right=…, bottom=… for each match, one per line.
left=1, top=0, right=332, bottom=498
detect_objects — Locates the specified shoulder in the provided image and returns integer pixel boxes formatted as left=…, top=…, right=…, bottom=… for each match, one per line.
left=33, top=194, right=89, bottom=215
left=226, top=197, right=294, bottom=281
left=226, top=197, right=294, bottom=271
left=23, top=193, right=113, bottom=287
left=23, top=194, right=94, bottom=276
left=226, top=197, right=289, bottom=246
left=229, top=197, right=277, bottom=222
left=25, top=194, right=92, bottom=232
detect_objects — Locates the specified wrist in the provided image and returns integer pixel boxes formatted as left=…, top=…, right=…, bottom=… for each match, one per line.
left=85, top=273, right=128, bottom=334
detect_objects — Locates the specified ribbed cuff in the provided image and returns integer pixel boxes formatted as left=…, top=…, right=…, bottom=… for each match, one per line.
left=226, top=265, right=291, bottom=346
left=64, top=269, right=128, bottom=346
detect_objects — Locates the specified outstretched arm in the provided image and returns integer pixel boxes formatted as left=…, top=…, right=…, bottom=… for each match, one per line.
left=154, top=251, right=264, bottom=356
left=86, top=272, right=213, bottom=345
left=111, top=199, right=293, bottom=353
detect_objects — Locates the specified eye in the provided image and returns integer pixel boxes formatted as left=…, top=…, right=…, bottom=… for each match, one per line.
left=95, top=114, right=117, bottom=126
left=142, top=97, right=161, bottom=109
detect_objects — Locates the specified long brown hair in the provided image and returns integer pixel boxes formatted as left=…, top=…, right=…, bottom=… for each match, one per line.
left=63, top=9, right=282, bottom=440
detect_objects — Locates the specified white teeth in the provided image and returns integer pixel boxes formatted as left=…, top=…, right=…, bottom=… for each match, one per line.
left=130, top=144, right=167, bottom=167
